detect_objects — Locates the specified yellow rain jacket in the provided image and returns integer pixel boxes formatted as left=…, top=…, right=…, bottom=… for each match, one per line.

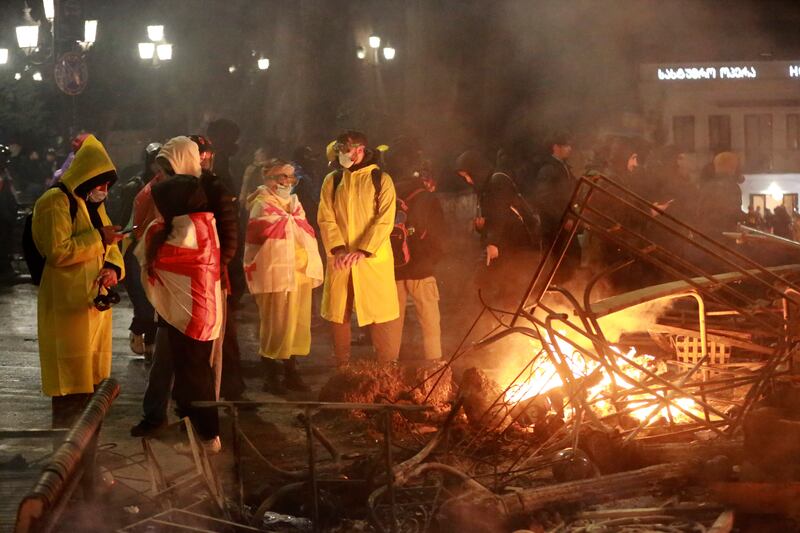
left=32, top=135, right=125, bottom=397
left=318, top=159, right=399, bottom=325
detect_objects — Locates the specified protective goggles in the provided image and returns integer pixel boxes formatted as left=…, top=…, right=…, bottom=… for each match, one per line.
left=333, top=141, right=363, bottom=154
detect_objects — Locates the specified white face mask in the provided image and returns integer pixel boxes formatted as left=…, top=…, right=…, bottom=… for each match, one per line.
left=275, top=184, right=292, bottom=199
left=87, top=189, right=108, bottom=203
left=338, top=152, right=354, bottom=169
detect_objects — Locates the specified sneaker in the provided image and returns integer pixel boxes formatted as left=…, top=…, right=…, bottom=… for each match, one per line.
left=130, top=419, right=167, bottom=437
left=174, top=436, right=221, bottom=455
left=129, top=333, right=146, bottom=355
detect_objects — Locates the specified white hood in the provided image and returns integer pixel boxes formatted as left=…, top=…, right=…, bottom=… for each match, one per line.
left=157, top=136, right=201, bottom=178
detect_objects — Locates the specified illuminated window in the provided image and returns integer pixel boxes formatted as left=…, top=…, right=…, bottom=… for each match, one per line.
left=709, top=115, right=731, bottom=152
left=744, top=114, right=773, bottom=172
left=673, top=116, right=695, bottom=152
left=787, top=114, right=800, bottom=150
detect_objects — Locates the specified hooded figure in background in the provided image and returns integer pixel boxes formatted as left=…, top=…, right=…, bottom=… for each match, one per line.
left=31, top=135, right=125, bottom=425
left=455, top=149, right=540, bottom=308
left=697, top=151, right=745, bottom=239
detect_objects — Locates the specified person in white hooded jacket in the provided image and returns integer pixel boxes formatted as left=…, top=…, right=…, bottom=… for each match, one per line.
left=244, top=158, right=323, bottom=394
left=130, top=137, right=223, bottom=455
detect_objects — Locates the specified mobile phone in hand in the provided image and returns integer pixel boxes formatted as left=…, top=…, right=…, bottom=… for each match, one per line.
left=120, top=225, right=139, bottom=235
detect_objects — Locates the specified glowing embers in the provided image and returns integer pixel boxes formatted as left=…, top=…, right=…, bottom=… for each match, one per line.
left=504, top=331, right=709, bottom=427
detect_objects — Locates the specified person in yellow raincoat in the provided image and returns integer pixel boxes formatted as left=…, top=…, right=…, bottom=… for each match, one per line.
left=244, top=159, right=324, bottom=393
left=32, top=135, right=125, bottom=427
left=317, top=131, right=399, bottom=365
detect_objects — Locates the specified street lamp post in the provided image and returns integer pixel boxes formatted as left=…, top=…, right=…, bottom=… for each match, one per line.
left=138, top=25, right=173, bottom=134
left=138, top=24, right=172, bottom=67
left=357, top=34, right=397, bottom=64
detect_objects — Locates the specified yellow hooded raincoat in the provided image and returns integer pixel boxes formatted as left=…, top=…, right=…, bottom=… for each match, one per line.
left=317, top=161, right=399, bottom=326
left=32, top=135, right=125, bottom=397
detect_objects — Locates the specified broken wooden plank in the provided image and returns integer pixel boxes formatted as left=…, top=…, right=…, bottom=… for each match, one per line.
left=575, top=503, right=723, bottom=520
left=437, top=462, right=695, bottom=531
left=708, top=510, right=735, bottom=533
left=634, top=439, right=744, bottom=466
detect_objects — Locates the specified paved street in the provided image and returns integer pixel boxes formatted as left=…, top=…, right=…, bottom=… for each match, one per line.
left=0, top=281, right=340, bottom=530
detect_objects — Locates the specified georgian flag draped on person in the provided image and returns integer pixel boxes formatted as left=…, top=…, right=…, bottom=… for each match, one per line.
left=135, top=211, right=223, bottom=341
left=243, top=187, right=324, bottom=294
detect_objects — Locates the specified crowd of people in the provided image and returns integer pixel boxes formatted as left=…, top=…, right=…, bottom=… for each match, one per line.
left=6, top=121, right=795, bottom=454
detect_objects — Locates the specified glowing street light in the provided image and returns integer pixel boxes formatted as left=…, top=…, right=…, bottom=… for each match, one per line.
left=84, top=20, right=97, bottom=45
left=356, top=46, right=366, bottom=59
left=14, top=72, right=21, bottom=80
left=257, top=57, right=270, bottom=70
left=43, top=0, right=55, bottom=22
left=16, top=24, right=39, bottom=53
left=138, top=42, right=155, bottom=60
left=147, top=25, right=164, bottom=42
left=382, top=46, right=396, bottom=60
left=32, top=71, right=42, bottom=81
left=368, top=35, right=381, bottom=49
left=0, top=49, right=8, bottom=65
left=156, top=43, right=172, bottom=61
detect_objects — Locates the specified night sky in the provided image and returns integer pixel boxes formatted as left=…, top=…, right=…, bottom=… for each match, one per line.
left=2, top=0, right=800, bottom=161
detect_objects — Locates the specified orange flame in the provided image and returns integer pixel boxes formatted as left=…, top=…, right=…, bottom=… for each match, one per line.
left=504, top=330, right=709, bottom=426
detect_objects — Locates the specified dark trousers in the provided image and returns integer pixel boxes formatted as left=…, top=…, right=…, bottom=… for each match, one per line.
left=52, top=392, right=92, bottom=429
left=123, top=246, right=156, bottom=344
left=142, top=323, right=219, bottom=440
left=141, top=327, right=173, bottom=425
left=220, top=299, right=245, bottom=399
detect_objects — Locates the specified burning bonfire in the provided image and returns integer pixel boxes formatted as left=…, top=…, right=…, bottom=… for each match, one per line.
left=503, top=330, right=710, bottom=429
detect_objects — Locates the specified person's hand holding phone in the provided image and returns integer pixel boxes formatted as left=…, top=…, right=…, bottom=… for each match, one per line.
left=100, top=225, right=123, bottom=245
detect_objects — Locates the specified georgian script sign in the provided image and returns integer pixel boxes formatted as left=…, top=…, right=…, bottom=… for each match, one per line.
left=54, top=52, right=89, bottom=95
left=657, top=65, right=758, bottom=81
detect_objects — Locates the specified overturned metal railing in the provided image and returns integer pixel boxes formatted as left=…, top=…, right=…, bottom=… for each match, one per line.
left=413, top=173, right=800, bottom=486
left=15, top=378, right=120, bottom=533
left=184, top=400, right=432, bottom=533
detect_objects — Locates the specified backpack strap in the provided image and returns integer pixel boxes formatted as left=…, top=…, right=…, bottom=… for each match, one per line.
left=330, top=166, right=383, bottom=215
left=371, top=167, right=382, bottom=214
left=330, top=169, right=343, bottom=203
left=54, top=182, right=77, bottom=220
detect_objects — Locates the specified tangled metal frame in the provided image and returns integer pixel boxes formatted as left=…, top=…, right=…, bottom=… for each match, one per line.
left=420, top=173, right=800, bottom=484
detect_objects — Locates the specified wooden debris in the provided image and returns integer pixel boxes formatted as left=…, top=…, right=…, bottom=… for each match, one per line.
left=437, top=462, right=695, bottom=532
left=707, top=510, right=735, bottom=533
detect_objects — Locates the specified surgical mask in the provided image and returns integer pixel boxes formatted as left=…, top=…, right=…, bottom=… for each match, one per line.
left=275, top=184, right=292, bottom=199
left=338, top=152, right=354, bottom=169
left=87, top=189, right=108, bottom=203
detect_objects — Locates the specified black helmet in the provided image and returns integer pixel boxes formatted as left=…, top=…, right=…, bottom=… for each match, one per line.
left=144, top=142, right=162, bottom=165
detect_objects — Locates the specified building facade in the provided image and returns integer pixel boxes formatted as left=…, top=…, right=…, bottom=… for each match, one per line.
left=640, top=60, right=800, bottom=212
